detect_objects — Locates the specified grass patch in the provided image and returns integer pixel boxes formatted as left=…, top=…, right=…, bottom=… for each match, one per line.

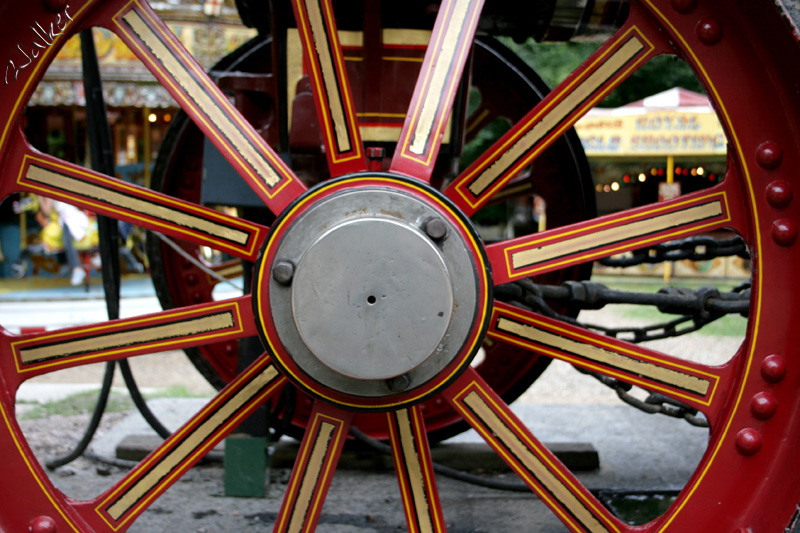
left=20, top=385, right=211, bottom=420
left=20, top=390, right=134, bottom=420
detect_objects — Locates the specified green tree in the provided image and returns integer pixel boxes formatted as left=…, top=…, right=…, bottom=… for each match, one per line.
left=498, top=38, right=705, bottom=107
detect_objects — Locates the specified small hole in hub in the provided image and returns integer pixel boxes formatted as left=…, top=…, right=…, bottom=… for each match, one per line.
left=367, top=295, right=377, bottom=305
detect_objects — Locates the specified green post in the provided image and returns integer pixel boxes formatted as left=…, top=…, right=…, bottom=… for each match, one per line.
left=224, top=434, right=268, bottom=497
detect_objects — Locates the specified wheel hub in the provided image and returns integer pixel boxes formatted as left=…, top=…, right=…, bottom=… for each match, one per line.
left=253, top=176, right=491, bottom=410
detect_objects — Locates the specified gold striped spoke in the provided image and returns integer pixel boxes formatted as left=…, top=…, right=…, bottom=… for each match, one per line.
left=387, top=407, right=446, bottom=533
left=275, top=403, right=353, bottom=533
left=95, top=358, right=285, bottom=529
left=390, top=0, right=485, bottom=182
left=9, top=297, right=257, bottom=379
left=489, top=302, right=722, bottom=412
left=291, top=0, right=365, bottom=175
left=113, top=0, right=306, bottom=214
left=14, top=151, right=266, bottom=261
left=487, top=191, right=731, bottom=284
left=446, top=368, right=622, bottom=533
left=445, top=25, right=657, bottom=216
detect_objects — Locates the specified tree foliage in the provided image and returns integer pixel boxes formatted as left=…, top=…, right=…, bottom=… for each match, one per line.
left=498, top=38, right=705, bottom=107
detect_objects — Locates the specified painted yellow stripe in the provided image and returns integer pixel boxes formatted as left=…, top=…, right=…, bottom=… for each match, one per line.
left=106, top=365, right=279, bottom=519
left=511, top=200, right=722, bottom=270
left=25, top=165, right=250, bottom=246
left=123, top=9, right=282, bottom=188
left=468, top=37, right=644, bottom=196
left=409, top=0, right=473, bottom=155
left=396, top=409, right=435, bottom=533
left=287, top=421, right=336, bottom=533
left=20, top=313, right=234, bottom=364
left=303, top=0, right=351, bottom=153
left=464, top=391, right=610, bottom=533
left=496, top=317, right=710, bottom=395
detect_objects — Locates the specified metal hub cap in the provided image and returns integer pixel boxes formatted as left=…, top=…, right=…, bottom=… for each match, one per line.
left=291, top=217, right=454, bottom=380
left=254, top=177, right=490, bottom=408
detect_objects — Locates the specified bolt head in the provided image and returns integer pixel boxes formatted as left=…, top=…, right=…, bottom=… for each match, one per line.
left=272, top=260, right=295, bottom=285
left=751, top=392, right=778, bottom=420
left=696, top=18, right=722, bottom=45
left=388, top=374, right=411, bottom=392
left=761, top=354, right=787, bottom=383
left=756, top=141, right=783, bottom=170
left=766, top=180, right=792, bottom=209
left=735, top=428, right=762, bottom=456
left=771, top=219, right=797, bottom=247
left=29, top=516, right=57, bottom=533
left=424, top=218, right=448, bottom=240
left=42, top=0, right=68, bottom=13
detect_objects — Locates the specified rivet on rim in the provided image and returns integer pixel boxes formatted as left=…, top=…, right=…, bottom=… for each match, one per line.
left=756, top=141, right=783, bottom=170
left=696, top=18, right=723, bottom=45
left=771, top=219, right=797, bottom=247
left=761, top=354, right=787, bottom=383
left=670, top=0, right=697, bottom=14
left=751, top=392, right=778, bottom=420
left=42, top=0, right=68, bottom=13
left=29, top=515, right=57, bottom=533
left=766, top=180, right=792, bottom=209
left=735, top=428, right=763, bottom=456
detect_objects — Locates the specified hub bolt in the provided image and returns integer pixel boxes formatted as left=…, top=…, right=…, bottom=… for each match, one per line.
left=272, top=260, right=295, bottom=285
left=388, top=374, right=411, bottom=392
left=424, top=217, right=448, bottom=240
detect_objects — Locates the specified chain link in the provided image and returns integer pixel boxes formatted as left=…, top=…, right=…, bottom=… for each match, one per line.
left=597, top=235, right=749, bottom=268
left=497, top=234, right=752, bottom=427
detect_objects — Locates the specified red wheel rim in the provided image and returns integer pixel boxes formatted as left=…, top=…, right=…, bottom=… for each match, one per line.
left=0, top=1, right=798, bottom=531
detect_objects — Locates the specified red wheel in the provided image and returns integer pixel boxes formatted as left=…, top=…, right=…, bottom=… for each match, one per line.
left=0, top=1, right=798, bottom=531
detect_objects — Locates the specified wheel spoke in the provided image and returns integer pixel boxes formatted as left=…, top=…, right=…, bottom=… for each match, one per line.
left=275, top=402, right=353, bottom=533
left=487, top=189, right=734, bottom=284
left=86, top=357, right=285, bottom=529
left=387, top=407, right=447, bottom=533
left=110, top=0, right=306, bottom=214
left=490, top=302, right=728, bottom=415
left=3, top=296, right=257, bottom=384
left=445, top=368, right=623, bottom=532
left=390, top=0, right=485, bottom=181
left=291, top=0, right=366, bottom=176
left=8, top=144, right=267, bottom=261
left=444, top=18, right=659, bottom=216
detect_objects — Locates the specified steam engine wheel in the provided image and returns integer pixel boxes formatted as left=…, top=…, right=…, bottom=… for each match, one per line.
left=0, top=0, right=798, bottom=531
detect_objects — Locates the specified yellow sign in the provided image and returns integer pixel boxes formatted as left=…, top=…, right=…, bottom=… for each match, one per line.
left=575, top=110, right=726, bottom=157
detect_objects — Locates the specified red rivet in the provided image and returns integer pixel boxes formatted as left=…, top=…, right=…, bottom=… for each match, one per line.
left=29, top=516, right=57, bottom=533
left=185, top=273, right=199, bottom=286
left=42, top=0, right=68, bottom=13
left=670, top=0, right=697, bottom=14
left=766, top=180, right=793, bottom=208
left=696, top=18, right=722, bottom=45
left=771, top=219, right=797, bottom=246
left=762, top=354, right=787, bottom=383
left=750, top=392, right=778, bottom=420
left=735, top=428, right=762, bottom=456
left=191, top=291, right=204, bottom=303
left=224, top=342, right=236, bottom=355
left=756, top=141, right=783, bottom=170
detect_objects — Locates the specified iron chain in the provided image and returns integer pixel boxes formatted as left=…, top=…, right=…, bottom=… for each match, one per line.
left=496, top=234, right=752, bottom=427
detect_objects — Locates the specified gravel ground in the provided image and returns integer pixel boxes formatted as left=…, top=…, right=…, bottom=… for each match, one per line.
left=7, top=298, right=744, bottom=532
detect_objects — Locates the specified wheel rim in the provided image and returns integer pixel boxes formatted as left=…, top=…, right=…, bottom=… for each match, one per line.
left=1, top=1, right=799, bottom=531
